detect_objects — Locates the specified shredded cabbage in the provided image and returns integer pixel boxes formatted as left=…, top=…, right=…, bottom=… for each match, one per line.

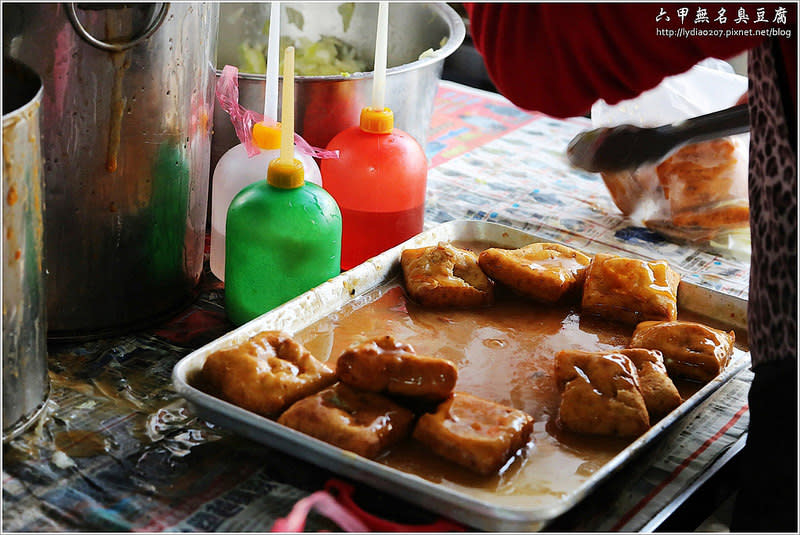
left=238, top=42, right=267, bottom=74
left=236, top=4, right=446, bottom=77
left=238, top=35, right=369, bottom=76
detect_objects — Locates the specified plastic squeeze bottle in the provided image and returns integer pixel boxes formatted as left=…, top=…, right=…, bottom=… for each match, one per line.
left=209, top=2, right=321, bottom=280
left=321, top=2, right=427, bottom=270
left=209, top=125, right=321, bottom=280
left=225, top=47, right=342, bottom=326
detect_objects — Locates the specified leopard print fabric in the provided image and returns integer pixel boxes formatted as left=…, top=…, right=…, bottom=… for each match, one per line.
left=746, top=39, right=797, bottom=367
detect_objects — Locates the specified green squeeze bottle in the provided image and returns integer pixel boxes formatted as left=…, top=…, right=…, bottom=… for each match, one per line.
left=225, top=46, right=342, bottom=325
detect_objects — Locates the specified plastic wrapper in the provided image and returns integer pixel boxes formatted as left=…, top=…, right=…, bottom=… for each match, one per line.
left=215, top=65, right=339, bottom=159
left=591, top=59, right=750, bottom=257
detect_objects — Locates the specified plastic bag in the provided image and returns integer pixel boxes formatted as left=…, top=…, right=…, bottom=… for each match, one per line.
left=591, top=59, right=750, bottom=257
left=215, top=64, right=339, bottom=159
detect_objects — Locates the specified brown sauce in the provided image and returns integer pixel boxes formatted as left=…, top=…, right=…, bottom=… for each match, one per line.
left=288, top=249, right=751, bottom=508
left=289, top=285, right=625, bottom=506
left=163, top=241, right=725, bottom=512
left=54, top=430, right=109, bottom=458
left=7, top=185, right=18, bottom=205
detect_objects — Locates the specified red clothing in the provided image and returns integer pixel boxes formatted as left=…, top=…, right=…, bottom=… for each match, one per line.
left=467, top=4, right=798, bottom=531
left=465, top=3, right=794, bottom=118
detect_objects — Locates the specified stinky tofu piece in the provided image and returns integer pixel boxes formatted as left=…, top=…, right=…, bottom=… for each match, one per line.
left=630, top=321, right=735, bottom=383
left=581, top=253, right=680, bottom=326
left=336, top=335, right=458, bottom=401
left=201, top=331, right=336, bottom=417
left=477, top=242, right=591, bottom=303
left=600, top=169, right=660, bottom=216
left=554, top=350, right=650, bottom=437
left=655, top=139, right=746, bottom=216
left=619, top=348, right=682, bottom=418
left=277, top=383, right=415, bottom=459
left=412, top=392, right=534, bottom=476
left=401, top=242, right=494, bottom=307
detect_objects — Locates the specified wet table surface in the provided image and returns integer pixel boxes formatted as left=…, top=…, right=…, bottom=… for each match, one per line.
left=2, top=81, right=752, bottom=532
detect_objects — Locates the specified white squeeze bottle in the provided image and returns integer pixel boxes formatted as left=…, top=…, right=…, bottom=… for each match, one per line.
left=209, top=1, right=322, bottom=280
left=209, top=124, right=321, bottom=280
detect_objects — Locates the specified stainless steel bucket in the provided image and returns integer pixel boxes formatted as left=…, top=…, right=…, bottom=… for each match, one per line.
left=212, top=2, right=465, bottom=170
left=2, top=57, right=50, bottom=441
left=3, top=3, right=219, bottom=339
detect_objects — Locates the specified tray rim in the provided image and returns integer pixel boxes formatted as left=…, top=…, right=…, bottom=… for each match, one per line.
left=172, top=219, right=750, bottom=531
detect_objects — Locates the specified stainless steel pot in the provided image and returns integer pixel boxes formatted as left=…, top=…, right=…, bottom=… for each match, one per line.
left=212, top=2, right=465, bottom=170
left=3, top=57, right=50, bottom=441
left=3, top=3, right=219, bottom=338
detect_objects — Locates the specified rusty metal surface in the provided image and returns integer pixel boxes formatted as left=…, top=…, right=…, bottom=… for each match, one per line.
left=2, top=58, right=50, bottom=441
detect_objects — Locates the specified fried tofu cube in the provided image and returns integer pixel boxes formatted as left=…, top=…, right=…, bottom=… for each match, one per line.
left=655, top=139, right=745, bottom=215
left=581, top=253, right=680, bottom=326
left=600, top=169, right=660, bottom=217
left=412, top=392, right=534, bottom=475
left=554, top=350, right=650, bottom=437
left=629, top=321, right=735, bottom=383
left=401, top=243, right=494, bottom=307
left=619, top=348, right=682, bottom=418
left=477, top=242, right=591, bottom=303
left=336, top=335, right=458, bottom=401
left=201, top=331, right=336, bottom=417
left=277, top=383, right=415, bottom=459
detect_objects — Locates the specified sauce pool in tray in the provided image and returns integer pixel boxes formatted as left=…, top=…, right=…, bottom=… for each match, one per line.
left=177, top=223, right=751, bottom=529
left=291, top=267, right=743, bottom=509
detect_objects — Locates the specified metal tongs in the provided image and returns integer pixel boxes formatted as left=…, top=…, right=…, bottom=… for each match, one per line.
left=566, top=104, right=750, bottom=173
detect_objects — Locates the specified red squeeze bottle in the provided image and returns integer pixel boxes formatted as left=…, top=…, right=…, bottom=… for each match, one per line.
left=321, top=106, right=427, bottom=270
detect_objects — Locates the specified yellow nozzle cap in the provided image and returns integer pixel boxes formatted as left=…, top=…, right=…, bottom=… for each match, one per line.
left=359, top=107, right=394, bottom=134
left=267, top=157, right=304, bottom=189
left=253, top=122, right=282, bottom=150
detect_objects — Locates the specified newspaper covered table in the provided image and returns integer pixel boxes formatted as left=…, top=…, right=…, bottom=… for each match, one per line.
left=2, top=81, right=752, bottom=532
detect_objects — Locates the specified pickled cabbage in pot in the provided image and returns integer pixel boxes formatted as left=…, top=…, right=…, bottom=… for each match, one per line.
left=238, top=35, right=370, bottom=76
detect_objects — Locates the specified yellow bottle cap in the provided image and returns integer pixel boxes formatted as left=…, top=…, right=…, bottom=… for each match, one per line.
left=359, top=107, right=394, bottom=134
left=253, top=122, right=282, bottom=150
left=268, top=157, right=304, bottom=189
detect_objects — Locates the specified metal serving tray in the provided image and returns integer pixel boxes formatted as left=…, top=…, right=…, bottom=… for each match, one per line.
left=172, top=220, right=749, bottom=531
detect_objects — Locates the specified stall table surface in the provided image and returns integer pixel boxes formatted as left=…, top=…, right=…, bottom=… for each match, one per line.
left=2, top=81, right=751, bottom=532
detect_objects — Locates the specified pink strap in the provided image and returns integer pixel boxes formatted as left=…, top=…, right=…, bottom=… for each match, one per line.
left=270, top=490, right=369, bottom=532
left=270, top=479, right=465, bottom=532
left=215, top=65, right=339, bottom=160
left=325, top=479, right=466, bottom=532
left=215, top=65, right=263, bottom=157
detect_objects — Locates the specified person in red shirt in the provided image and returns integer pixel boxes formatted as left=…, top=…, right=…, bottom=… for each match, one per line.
left=466, top=3, right=797, bottom=532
